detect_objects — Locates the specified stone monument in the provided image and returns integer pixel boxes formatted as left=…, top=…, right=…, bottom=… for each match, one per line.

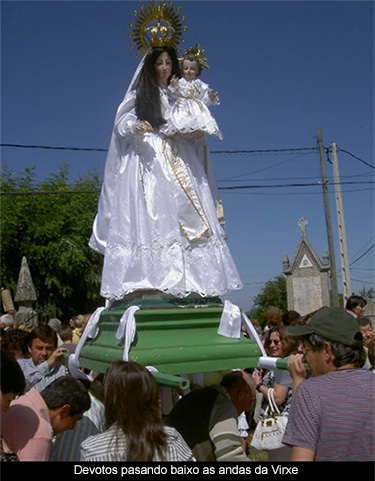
left=283, top=218, right=331, bottom=316
left=14, top=256, right=38, bottom=327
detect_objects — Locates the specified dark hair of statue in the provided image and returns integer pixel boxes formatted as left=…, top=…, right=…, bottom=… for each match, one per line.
left=104, top=361, right=168, bottom=461
left=135, top=47, right=181, bottom=128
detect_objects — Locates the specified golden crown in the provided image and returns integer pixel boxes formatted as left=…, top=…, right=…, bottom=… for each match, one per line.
left=181, top=43, right=209, bottom=70
left=128, top=0, right=187, bottom=56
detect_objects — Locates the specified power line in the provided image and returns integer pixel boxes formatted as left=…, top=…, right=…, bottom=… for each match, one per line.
left=1, top=181, right=373, bottom=196
left=222, top=187, right=373, bottom=197
left=338, top=147, right=374, bottom=170
left=0, top=143, right=107, bottom=152
left=3, top=142, right=373, bottom=179
left=0, top=143, right=319, bottom=155
left=218, top=172, right=372, bottom=183
left=350, top=237, right=375, bottom=260
left=217, top=152, right=313, bottom=181
left=212, top=147, right=318, bottom=155
left=219, top=180, right=374, bottom=191
left=2, top=143, right=373, bottom=169
left=2, top=143, right=373, bottom=196
left=350, top=244, right=375, bottom=267
left=352, top=279, right=374, bottom=286
left=352, top=265, right=375, bottom=270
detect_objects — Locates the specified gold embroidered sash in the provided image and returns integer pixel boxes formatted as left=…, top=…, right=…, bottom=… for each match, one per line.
left=162, top=137, right=211, bottom=242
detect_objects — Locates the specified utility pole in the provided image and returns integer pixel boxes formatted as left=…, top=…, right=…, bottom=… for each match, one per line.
left=317, top=128, right=340, bottom=306
left=331, top=142, right=352, bottom=303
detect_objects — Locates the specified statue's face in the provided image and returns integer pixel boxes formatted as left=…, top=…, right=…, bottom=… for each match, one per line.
left=154, top=51, right=172, bottom=87
left=182, top=59, right=199, bottom=80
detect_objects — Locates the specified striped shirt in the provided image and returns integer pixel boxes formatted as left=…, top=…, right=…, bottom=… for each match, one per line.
left=80, top=424, right=195, bottom=462
left=167, top=385, right=250, bottom=462
left=18, top=358, right=67, bottom=392
left=282, top=368, right=375, bottom=461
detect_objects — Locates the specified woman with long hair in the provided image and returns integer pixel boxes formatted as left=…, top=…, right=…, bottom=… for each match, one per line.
left=80, top=361, right=194, bottom=461
left=251, top=326, right=300, bottom=461
left=253, top=326, right=299, bottom=413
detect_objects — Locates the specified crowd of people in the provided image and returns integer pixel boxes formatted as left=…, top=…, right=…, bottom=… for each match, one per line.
left=0, top=296, right=373, bottom=463
left=0, top=312, right=94, bottom=461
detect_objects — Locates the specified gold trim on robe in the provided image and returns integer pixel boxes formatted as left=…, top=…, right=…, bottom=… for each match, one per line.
left=162, top=137, right=211, bottom=242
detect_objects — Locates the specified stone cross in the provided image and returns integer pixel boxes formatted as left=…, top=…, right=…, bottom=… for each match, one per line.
left=297, top=217, right=308, bottom=236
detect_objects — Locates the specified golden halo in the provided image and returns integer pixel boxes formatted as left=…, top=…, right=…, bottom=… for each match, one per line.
left=128, top=0, right=187, bottom=56
left=181, top=43, right=209, bottom=70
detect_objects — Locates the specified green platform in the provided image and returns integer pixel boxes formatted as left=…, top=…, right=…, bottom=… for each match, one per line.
left=75, top=295, right=262, bottom=389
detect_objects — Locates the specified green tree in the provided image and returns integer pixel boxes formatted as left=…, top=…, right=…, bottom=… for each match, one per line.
left=358, top=287, right=374, bottom=301
left=1, top=165, right=103, bottom=320
left=248, top=275, right=287, bottom=327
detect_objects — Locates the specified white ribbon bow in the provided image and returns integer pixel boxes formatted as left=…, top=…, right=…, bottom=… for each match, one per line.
left=68, top=305, right=108, bottom=381
left=218, top=300, right=267, bottom=356
left=115, top=306, right=140, bottom=361
left=218, top=300, right=242, bottom=338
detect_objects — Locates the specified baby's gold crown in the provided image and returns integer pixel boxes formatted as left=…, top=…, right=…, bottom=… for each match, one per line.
left=182, top=43, right=209, bottom=70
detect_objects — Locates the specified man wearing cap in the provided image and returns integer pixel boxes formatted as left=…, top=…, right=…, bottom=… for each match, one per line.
left=282, top=307, right=374, bottom=462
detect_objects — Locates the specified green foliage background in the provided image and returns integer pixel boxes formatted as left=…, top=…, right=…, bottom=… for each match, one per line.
left=1, top=165, right=103, bottom=320
left=248, top=275, right=287, bottom=327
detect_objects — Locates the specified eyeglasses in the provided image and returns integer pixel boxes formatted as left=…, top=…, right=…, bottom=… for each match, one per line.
left=301, top=343, right=313, bottom=356
left=266, top=339, right=281, bottom=346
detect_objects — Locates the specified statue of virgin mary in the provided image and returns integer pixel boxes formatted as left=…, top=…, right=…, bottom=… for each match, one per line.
left=89, top=1, right=242, bottom=302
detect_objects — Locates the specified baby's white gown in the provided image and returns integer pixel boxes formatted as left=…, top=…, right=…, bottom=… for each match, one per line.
left=89, top=86, right=242, bottom=301
left=168, top=78, right=222, bottom=139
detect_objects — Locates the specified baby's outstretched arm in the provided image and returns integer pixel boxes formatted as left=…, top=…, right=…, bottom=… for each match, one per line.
left=208, top=90, right=218, bottom=103
left=169, top=75, right=179, bottom=87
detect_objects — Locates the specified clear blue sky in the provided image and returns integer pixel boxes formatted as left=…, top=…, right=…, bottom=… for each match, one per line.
left=2, top=0, right=374, bottom=312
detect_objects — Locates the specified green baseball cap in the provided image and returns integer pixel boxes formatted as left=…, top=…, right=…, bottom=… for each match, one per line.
left=287, top=307, right=363, bottom=346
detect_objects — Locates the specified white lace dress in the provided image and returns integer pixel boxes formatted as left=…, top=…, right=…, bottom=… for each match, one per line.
left=167, top=78, right=222, bottom=139
left=89, top=87, right=242, bottom=301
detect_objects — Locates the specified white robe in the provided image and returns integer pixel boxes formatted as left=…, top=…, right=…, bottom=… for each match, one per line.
left=167, top=77, right=222, bottom=139
left=89, top=87, right=242, bottom=301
